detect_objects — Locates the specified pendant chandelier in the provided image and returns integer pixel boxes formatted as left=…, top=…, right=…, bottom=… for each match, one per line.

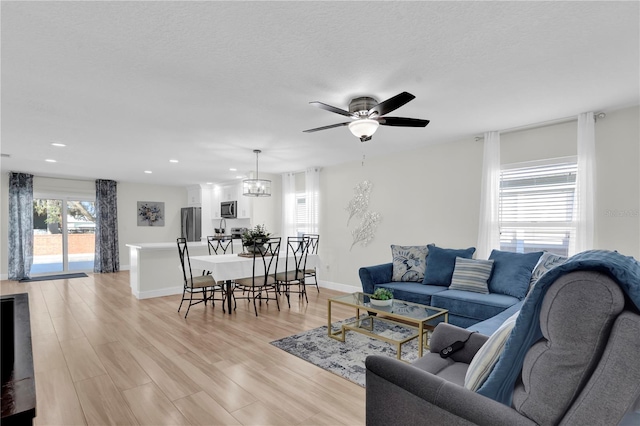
left=243, top=149, right=271, bottom=197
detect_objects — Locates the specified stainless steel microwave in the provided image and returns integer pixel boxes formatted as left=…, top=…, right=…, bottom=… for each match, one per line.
left=221, top=201, right=237, bottom=218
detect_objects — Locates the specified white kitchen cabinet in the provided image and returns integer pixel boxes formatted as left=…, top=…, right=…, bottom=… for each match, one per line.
left=235, top=183, right=252, bottom=218
left=187, top=185, right=202, bottom=206
left=211, top=185, right=222, bottom=219
left=222, top=184, right=235, bottom=201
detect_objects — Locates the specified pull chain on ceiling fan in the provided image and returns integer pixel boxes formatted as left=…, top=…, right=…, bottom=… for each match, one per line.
left=303, top=91, right=430, bottom=142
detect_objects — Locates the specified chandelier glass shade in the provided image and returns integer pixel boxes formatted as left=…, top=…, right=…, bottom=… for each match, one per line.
left=243, top=150, right=271, bottom=197
left=348, top=119, right=380, bottom=139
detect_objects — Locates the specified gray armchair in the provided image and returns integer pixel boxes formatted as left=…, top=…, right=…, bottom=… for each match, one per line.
left=366, top=270, right=640, bottom=425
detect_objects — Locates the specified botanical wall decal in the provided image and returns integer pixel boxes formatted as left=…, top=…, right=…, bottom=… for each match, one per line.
left=350, top=211, right=381, bottom=251
left=137, top=201, right=165, bottom=226
left=346, top=180, right=381, bottom=250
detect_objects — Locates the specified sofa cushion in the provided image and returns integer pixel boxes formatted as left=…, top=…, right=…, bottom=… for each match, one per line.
left=488, top=250, right=543, bottom=299
left=374, top=282, right=447, bottom=306
left=423, top=245, right=476, bottom=286
left=465, top=311, right=519, bottom=391
left=449, top=258, right=494, bottom=294
left=391, top=245, right=429, bottom=282
left=431, top=290, right=520, bottom=322
left=413, top=353, right=469, bottom=385
left=467, top=301, right=523, bottom=335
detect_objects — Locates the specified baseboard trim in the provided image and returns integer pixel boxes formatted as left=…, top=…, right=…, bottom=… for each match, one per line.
left=318, top=280, right=361, bottom=293
left=135, top=286, right=183, bottom=300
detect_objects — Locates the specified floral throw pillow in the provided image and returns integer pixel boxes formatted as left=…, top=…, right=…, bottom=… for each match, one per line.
left=391, top=245, right=429, bottom=282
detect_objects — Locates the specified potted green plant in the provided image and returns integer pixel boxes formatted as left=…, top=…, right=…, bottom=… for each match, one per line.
left=242, top=224, right=271, bottom=253
left=370, top=288, right=394, bottom=307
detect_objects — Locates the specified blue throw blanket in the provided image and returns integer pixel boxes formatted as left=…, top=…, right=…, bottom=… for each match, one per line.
left=477, top=250, right=640, bottom=406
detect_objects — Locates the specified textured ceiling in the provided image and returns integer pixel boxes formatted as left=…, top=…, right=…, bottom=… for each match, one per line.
left=1, top=1, right=638, bottom=187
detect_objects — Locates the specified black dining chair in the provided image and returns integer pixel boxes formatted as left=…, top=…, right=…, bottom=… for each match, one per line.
left=177, top=238, right=225, bottom=318
left=275, top=236, right=311, bottom=307
left=232, top=237, right=281, bottom=317
left=302, top=233, right=320, bottom=293
left=207, top=236, right=234, bottom=255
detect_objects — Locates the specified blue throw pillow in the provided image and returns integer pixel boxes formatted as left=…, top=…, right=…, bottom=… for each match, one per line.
left=488, top=250, right=543, bottom=299
left=423, top=244, right=476, bottom=286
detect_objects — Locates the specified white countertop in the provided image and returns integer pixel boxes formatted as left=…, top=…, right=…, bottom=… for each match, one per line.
left=126, top=241, right=208, bottom=250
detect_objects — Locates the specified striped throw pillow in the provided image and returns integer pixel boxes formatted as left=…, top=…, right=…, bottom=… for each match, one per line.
left=449, top=257, right=494, bottom=293
left=464, top=311, right=519, bottom=391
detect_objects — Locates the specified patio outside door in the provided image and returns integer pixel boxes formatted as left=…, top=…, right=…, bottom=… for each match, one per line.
left=31, top=198, right=96, bottom=275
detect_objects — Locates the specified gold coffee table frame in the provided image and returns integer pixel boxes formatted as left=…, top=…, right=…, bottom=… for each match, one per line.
left=327, top=292, right=449, bottom=360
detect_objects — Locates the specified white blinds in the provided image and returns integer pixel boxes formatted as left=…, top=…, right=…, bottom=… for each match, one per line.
left=499, top=159, right=577, bottom=255
left=296, top=194, right=307, bottom=233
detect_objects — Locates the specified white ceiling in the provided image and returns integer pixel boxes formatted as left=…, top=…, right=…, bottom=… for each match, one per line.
left=1, top=1, right=638, bottom=187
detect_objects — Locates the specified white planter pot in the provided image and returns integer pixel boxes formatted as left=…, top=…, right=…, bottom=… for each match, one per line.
left=370, top=298, right=393, bottom=307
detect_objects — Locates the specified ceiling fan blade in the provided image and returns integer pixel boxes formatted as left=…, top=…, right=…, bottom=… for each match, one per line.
left=309, top=101, right=354, bottom=117
left=303, top=122, right=350, bottom=133
left=368, top=92, right=416, bottom=117
left=378, top=117, right=430, bottom=127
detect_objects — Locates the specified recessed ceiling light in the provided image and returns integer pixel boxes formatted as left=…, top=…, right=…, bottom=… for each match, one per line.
left=45, top=159, right=57, bottom=163
left=144, top=170, right=152, bottom=174
left=236, top=175, right=244, bottom=179
left=229, top=168, right=237, bottom=171
left=206, top=182, right=213, bottom=185
left=51, top=143, right=66, bottom=147
left=169, top=159, right=179, bottom=163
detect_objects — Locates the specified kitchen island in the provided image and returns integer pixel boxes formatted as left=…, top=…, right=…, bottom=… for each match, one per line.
left=126, top=241, right=211, bottom=299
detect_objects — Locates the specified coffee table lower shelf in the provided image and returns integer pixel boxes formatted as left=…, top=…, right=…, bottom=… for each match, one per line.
left=329, top=316, right=423, bottom=360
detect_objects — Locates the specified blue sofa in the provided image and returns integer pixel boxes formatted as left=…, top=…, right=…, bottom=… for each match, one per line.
left=359, top=245, right=552, bottom=334
left=359, top=262, right=524, bottom=329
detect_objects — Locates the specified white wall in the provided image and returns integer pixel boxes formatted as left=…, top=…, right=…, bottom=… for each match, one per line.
left=117, top=182, right=187, bottom=268
left=319, top=105, right=640, bottom=289
left=593, top=106, right=640, bottom=256
left=320, top=138, right=483, bottom=290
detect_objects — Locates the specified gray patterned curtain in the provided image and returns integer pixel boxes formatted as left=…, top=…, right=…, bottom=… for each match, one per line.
left=8, top=172, right=34, bottom=280
left=94, top=179, right=119, bottom=273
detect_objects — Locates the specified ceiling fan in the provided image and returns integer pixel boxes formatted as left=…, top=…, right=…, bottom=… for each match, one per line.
left=303, top=91, right=429, bottom=142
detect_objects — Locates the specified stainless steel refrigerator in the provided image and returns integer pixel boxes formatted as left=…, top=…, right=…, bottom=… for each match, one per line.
left=181, top=207, right=201, bottom=242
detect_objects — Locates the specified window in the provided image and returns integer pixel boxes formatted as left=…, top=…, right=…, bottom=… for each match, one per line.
left=499, top=158, right=577, bottom=256
left=32, top=198, right=96, bottom=274
left=295, top=193, right=308, bottom=235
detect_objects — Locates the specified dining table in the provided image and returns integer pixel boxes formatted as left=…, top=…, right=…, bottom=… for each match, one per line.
left=189, top=252, right=320, bottom=314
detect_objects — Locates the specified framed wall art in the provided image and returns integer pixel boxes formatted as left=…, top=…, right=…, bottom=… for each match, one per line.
left=137, top=201, right=165, bottom=226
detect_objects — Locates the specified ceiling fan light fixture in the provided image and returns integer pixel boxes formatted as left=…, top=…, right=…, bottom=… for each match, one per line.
left=348, top=119, right=379, bottom=140
left=243, top=149, right=271, bottom=197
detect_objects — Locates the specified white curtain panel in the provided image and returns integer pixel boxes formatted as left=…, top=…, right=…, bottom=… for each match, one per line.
left=569, top=112, right=595, bottom=255
left=476, top=131, right=501, bottom=259
left=305, top=167, right=321, bottom=235
left=281, top=172, right=297, bottom=238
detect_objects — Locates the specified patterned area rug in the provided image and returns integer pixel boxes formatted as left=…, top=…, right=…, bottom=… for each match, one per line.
left=270, top=317, right=420, bottom=387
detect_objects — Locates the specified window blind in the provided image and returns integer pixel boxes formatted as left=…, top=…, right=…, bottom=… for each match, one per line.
left=296, top=194, right=308, bottom=234
left=499, top=160, right=577, bottom=255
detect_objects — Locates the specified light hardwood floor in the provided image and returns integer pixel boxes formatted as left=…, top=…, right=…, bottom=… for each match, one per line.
left=1, top=272, right=365, bottom=425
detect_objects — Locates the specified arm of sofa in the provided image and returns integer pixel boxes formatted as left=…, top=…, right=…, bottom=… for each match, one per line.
left=428, top=322, right=489, bottom=364
left=358, top=262, right=393, bottom=295
left=365, top=355, right=536, bottom=426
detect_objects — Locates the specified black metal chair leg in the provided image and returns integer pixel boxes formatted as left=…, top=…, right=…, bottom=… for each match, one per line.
left=178, top=289, right=186, bottom=313
left=185, top=290, right=194, bottom=318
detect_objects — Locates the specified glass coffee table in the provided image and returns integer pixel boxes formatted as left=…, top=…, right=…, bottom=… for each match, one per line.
left=327, top=292, right=448, bottom=360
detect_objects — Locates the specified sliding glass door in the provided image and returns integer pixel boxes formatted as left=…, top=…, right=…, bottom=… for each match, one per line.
left=31, top=198, right=96, bottom=275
